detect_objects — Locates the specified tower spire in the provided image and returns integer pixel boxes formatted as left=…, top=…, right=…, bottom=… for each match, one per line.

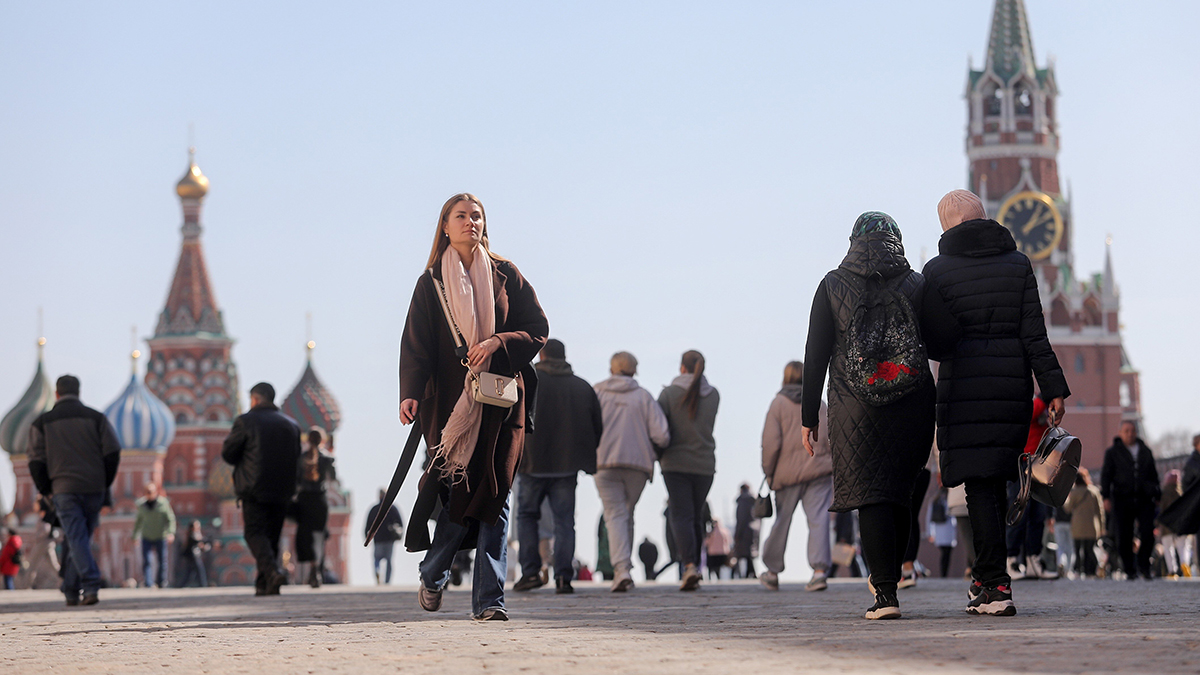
left=984, top=0, right=1037, bottom=82
left=306, top=311, right=315, bottom=363
left=157, top=146, right=225, bottom=338
left=1103, top=235, right=1116, bottom=298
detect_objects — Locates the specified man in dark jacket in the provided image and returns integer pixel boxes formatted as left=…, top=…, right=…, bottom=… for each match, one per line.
left=512, top=339, right=602, bottom=594
left=221, top=382, right=301, bottom=596
left=1101, top=420, right=1161, bottom=579
left=27, top=375, right=121, bottom=606
left=365, top=489, right=404, bottom=584
left=1181, top=435, right=1200, bottom=494
left=923, top=190, right=1070, bottom=616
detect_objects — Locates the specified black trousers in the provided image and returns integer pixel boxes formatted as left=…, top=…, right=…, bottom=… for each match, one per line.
left=1113, top=497, right=1156, bottom=577
left=294, top=492, right=329, bottom=564
left=939, top=545, right=954, bottom=578
left=662, top=471, right=713, bottom=567
left=964, top=478, right=1010, bottom=587
left=1074, top=538, right=1099, bottom=576
left=243, top=500, right=287, bottom=587
left=904, top=469, right=931, bottom=563
left=858, top=503, right=910, bottom=594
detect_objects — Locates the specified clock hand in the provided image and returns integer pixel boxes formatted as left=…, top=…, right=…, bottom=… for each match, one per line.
left=1022, top=205, right=1046, bottom=235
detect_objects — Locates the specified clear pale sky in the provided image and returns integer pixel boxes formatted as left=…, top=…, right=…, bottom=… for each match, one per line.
left=2, top=1, right=1197, bottom=586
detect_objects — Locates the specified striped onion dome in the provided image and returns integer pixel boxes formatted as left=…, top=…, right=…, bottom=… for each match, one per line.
left=282, top=341, right=341, bottom=436
left=0, top=339, right=55, bottom=455
left=104, top=350, right=176, bottom=452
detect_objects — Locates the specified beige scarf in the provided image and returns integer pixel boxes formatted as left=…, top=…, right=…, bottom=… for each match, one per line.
left=432, top=245, right=496, bottom=484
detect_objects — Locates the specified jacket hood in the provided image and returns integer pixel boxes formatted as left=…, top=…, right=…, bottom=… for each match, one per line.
left=839, top=231, right=911, bottom=279
left=534, top=358, right=573, bottom=377
left=595, top=375, right=640, bottom=393
left=670, top=373, right=714, bottom=396
left=938, top=219, right=1017, bottom=258
left=779, top=384, right=804, bottom=404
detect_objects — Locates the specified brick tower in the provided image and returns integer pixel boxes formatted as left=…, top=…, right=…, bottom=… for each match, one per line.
left=964, top=0, right=1141, bottom=469
left=146, top=149, right=257, bottom=584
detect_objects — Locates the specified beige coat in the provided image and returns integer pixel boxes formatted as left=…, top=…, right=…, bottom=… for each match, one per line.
left=761, top=389, right=831, bottom=491
left=1065, top=484, right=1106, bottom=540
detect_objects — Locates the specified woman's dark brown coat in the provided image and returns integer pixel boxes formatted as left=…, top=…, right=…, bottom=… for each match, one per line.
left=399, top=257, right=548, bottom=551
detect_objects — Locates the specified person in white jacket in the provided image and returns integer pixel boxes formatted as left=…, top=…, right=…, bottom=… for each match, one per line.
left=760, top=361, right=832, bottom=592
left=593, top=352, right=670, bottom=592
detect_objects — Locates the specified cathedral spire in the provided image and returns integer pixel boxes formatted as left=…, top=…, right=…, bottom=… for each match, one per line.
left=984, top=0, right=1037, bottom=82
left=155, top=148, right=226, bottom=337
left=1103, top=235, right=1116, bottom=298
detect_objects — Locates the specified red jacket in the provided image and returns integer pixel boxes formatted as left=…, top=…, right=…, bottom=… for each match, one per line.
left=1025, top=397, right=1049, bottom=455
left=0, top=535, right=22, bottom=577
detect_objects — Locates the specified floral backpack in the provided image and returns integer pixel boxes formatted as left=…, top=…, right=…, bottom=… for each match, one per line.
left=837, top=272, right=929, bottom=406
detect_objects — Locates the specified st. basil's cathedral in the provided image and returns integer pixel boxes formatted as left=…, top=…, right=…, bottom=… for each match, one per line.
left=1, top=152, right=352, bottom=588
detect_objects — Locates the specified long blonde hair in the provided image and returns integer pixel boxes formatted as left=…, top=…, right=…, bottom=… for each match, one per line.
left=424, top=193, right=508, bottom=269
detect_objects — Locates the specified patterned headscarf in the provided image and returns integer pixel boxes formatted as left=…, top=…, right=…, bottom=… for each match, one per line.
left=850, top=211, right=902, bottom=241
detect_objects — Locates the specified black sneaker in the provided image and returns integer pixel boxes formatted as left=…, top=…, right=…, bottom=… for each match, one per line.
left=64, top=593, right=81, bottom=607
left=864, top=591, right=901, bottom=620
left=555, top=577, right=574, bottom=594
left=966, top=584, right=1016, bottom=616
left=512, top=574, right=545, bottom=592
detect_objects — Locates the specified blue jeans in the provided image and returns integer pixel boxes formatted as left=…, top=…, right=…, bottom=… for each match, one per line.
left=373, top=541, right=395, bottom=583
left=419, top=498, right=509, bottom=617
left=3, top=575, right=14, bottom=590
left=142, top=539, right=167, bottom=587
left=53, top=493, right=104, bottom=597
left=516, top=474, right=577, bottom=581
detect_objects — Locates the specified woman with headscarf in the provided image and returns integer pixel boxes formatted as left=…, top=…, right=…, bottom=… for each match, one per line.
left=399, top=193, right=549, bottom=621
left=801, top=212, right=957, bottom=619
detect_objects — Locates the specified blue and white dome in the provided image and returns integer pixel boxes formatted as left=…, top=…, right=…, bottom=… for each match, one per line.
left=105, top=352, right=175, bottom=452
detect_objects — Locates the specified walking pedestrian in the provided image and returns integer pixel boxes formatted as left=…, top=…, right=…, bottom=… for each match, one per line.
left=132, top=482, right=176, bottom=588
left=294, top=427, right=336, bottom=588
left=27, top=374, right=122, bottom=606
left=638, top=538, right=660, bottom=581
left=175, top=520, right=210, bottom=588
left=704, top=517, right=732, bottom=580
left=1183, top=435, right=1200, bottom=493
left=0, top=528, right=22, bottom=589
left=802, top=212, right=956, bottom=620
left=922, top=190, right=1070, bottom=616
left=1064, top=469, right=1105, bottom=577
left=926, top=488, right=957, bottom=578
left=221, top=381, right=302, bottom=597
left=364, top=489, right=404, bottom=584
left=1006, top=396, right=1058, bottom=580
left=1101, top=420, right=1161, bottom=580
left=513, top=338, right=602, bottom=595
left=759, top=361, right=833, bottom=592
left=658, top=350, right=720, bottom=591
left=399, top=193, right=548, bottom=622
left=593, top=351, right=670, bottom=592
left=732, top=483, right=758, bottom=579
left=1159, top=471, right=1185, bottom=577
left=899, top=464, right=933, bottom=589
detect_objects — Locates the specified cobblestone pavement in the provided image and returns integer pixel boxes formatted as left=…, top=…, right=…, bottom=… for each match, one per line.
left=2, top=577, right=1197, bottom=674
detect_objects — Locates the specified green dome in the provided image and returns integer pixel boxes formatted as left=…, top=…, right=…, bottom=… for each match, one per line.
left=0, top=342, right=54, bottom=455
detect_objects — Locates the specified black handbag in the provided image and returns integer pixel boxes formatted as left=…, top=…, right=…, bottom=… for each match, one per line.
left=1007, top=420, right=1082, bottom=526
left=752, top=477, right=773, bottom=519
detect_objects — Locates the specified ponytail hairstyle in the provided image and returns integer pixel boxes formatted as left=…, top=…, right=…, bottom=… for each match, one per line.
left=424, top=193, right=509, bottom=270
left=681, top=350, right=705, bottom=420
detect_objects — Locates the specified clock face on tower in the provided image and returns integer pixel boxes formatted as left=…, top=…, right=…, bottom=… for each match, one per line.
left=997, top=191, right=1064, bottom=261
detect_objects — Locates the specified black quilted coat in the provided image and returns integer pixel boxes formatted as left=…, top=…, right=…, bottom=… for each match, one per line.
left=802, top=232, right=948, bottom=512
left=921, top=219, right=1070, bottom=487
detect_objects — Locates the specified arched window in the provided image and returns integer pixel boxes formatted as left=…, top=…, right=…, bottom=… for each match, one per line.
left=1119, top=382, right=1132, bottom=408
left=1075, top=353, right=1085, bottom=373
left=1014, top=84, right=1033, bottom=116
left=1083, top=297, right=1103, bottom=327
left=1051, top=297, right=1070, bottom=326
left=984, top=84, right=1003, bottom=117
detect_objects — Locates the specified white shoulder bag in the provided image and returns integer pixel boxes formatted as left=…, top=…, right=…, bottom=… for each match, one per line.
left=431, top=271, right=519, bottom=409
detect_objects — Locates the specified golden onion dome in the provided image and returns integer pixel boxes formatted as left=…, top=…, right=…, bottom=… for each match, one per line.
left=176, top=148, right=209, bottom=199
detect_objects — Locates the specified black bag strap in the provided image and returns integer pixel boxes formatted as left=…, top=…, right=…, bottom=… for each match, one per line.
left=364, top=418, right=423, bottom=546
left=758, top=477, right=770, bottom=497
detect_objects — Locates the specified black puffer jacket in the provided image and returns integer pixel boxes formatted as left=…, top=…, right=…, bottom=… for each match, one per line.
left=803, top=232, right=952, bottom=511
left=221, top=403, right=302, bottom=504
left=519, top=358, right=602, bottom=476
left=921, top=220, right=1070, bottom=486
left=1100, top=437, right=1161, bottom=502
